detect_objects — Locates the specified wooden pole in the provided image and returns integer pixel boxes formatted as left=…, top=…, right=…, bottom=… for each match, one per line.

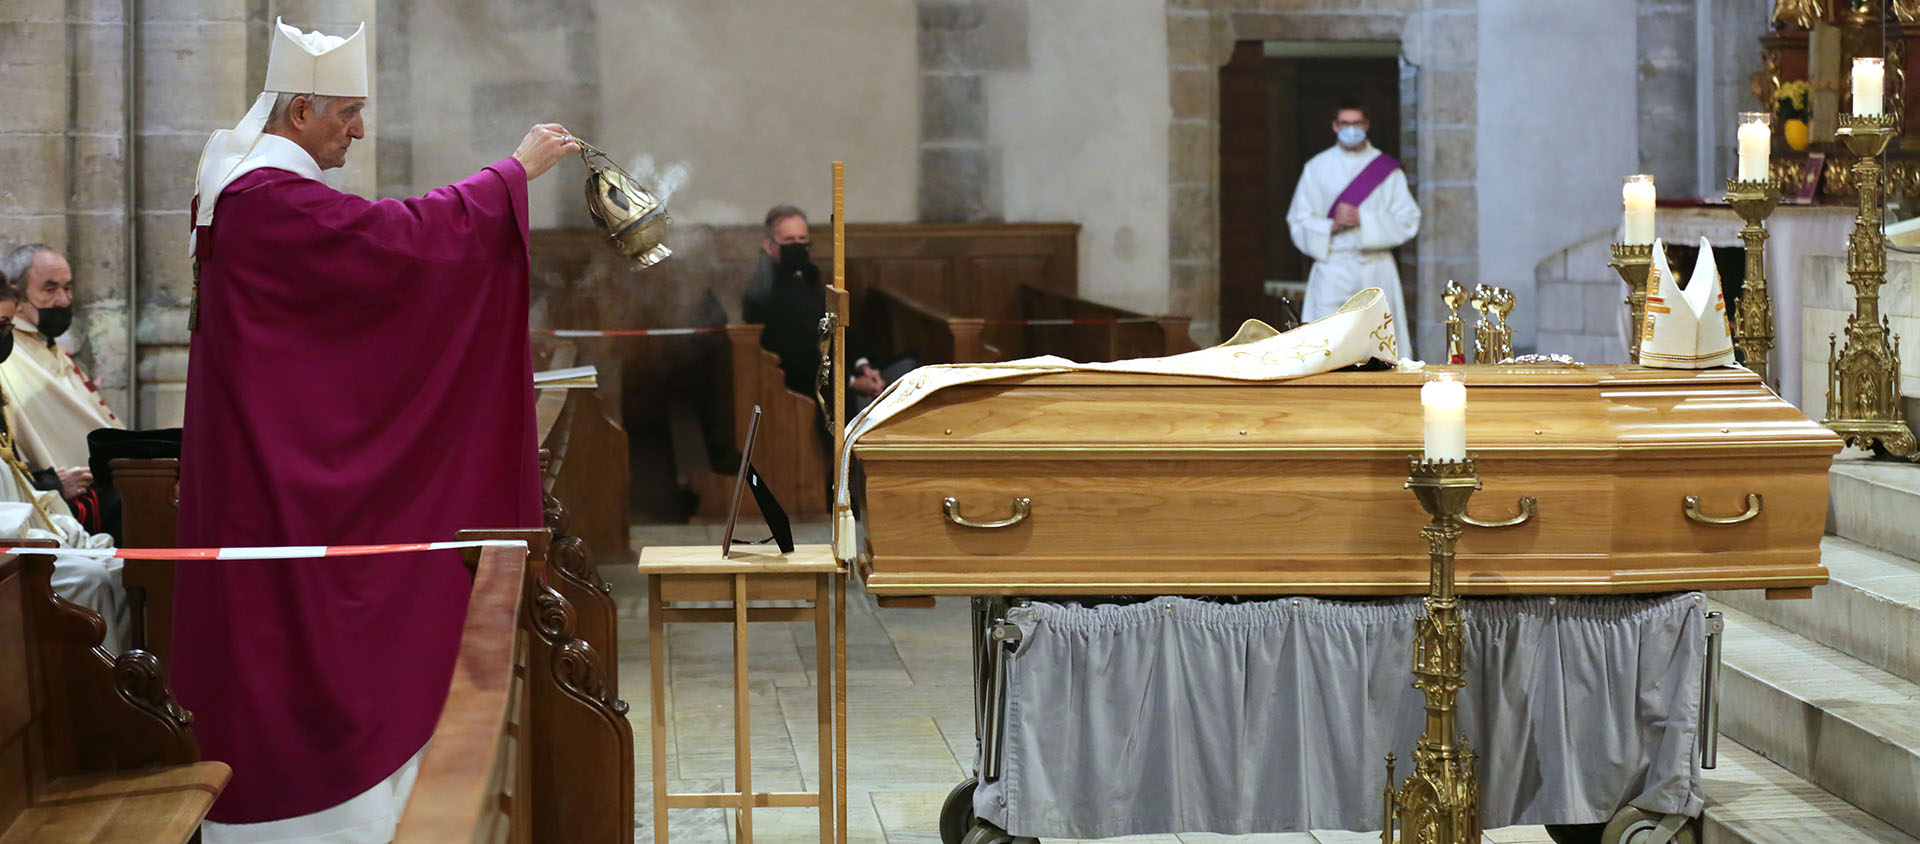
left=830, top=159, right=851, bottom=844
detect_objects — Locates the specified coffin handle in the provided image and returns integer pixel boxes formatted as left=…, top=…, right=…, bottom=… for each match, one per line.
left=1685, top=493, right=1762, bottom=526
left=943, top=497, right=1031, bottom=529
left=1461, top=496, right=1536, bottom=529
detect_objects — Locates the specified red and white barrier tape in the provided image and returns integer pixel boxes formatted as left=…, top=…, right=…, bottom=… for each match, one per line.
left=981, top=317, right=1160, bottom=327
left=534, top=326, right=729, bottom=338
left=2, top=539, right=529, bottom=561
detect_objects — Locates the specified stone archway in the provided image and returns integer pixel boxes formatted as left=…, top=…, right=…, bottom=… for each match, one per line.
left=1163, top=0, right=1477, bottom=361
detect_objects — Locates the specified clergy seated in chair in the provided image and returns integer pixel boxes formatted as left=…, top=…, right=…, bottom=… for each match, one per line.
left=0, top=285, right=124, bottom=651
left=744, top=203, right=914, bottom=419
left=0, top=244, right=125, bottom=532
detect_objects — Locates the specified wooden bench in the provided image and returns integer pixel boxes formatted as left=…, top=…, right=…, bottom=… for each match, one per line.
left=1, top=545, right=230, bottom=843
left=398, top=528, right=634, bottom=843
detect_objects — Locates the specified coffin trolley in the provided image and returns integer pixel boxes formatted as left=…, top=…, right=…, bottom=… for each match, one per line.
left=848, top=365, right=1840, bottom=844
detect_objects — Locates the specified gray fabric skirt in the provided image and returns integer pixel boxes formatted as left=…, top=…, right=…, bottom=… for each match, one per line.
left=976, top=592, right=1706, bottom=838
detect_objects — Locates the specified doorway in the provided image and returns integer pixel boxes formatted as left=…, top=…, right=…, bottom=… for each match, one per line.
left=1218, top=40, right=1408, bottom=336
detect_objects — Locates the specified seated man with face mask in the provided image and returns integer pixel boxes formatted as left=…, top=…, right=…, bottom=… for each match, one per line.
left=0, top=244, right=127, bottom=529
left=742, top=204, right=907, bottom=416
left=0, top=280, right=125, bottom=650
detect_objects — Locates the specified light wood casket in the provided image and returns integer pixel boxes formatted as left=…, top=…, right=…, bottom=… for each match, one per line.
left=853, top=366, right=1842, bottom=597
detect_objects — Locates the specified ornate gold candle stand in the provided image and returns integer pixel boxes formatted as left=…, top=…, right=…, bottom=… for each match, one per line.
left=1725, top=178, right=1780, bottom=383
left=1610, top=244, right=1654, bottom=363
left=1824, top=114, right=1918, bottom=459
left=1443, top=280, right=1467, bottom=364
left=1469, top=285, right=1492, bottom=364
left=1380, top=457, right=1481, bottom=844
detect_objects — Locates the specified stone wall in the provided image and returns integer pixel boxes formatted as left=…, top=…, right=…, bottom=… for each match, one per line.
left=1800, top=252, right=1920, bottom=420
left=1533, top=230, right=1632, bottom=366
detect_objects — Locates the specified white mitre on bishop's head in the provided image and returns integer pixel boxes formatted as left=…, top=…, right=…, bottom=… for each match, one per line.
left=1637, top=236, right=1735, bottom=369
left=190, top=18, right=368, bottom=251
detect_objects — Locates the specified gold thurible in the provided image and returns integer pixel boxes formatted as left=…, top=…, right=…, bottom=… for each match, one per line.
left=1725, top=178, right=1780, bottom=384
left=1823, top=113, right=1918, bottom=458
left=1380, top=457, right=1482, bottom=844
left=1610, top=244, right=1655, bottom=363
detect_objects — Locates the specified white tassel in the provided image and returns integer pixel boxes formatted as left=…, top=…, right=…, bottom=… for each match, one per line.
left=834, top=506, right=858, bottom=562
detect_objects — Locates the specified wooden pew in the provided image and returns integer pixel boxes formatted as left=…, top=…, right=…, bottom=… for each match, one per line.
left=543, top=387, right=634, bottom=567
left=539, top=451, right=619, bottom=690
left=867, top=285, right=997, bottom=364
left=1013, top=283, right=1195, bottom=361
left=676, top=324, right=832, bottom=521
left=394, top=539, right=531, bottom=844
left=0, top=545, right=229, bottom=842
left=113, top=458, right=179, bottom=661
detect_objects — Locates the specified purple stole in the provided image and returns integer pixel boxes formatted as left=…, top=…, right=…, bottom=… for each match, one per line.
left=1327, top=153, right=1401, bottom=218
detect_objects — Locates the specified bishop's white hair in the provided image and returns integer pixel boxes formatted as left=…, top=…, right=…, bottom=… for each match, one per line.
left=264, top=92, right=340, bottom=130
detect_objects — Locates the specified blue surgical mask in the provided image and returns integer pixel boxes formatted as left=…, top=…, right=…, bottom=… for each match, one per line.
left=1337, top=126, right=1367, bottom=148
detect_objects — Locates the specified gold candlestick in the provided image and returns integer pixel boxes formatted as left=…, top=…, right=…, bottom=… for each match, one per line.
left=1725, top=179, right=1780, bottom=384
left=1443, top=280, right=1467, bottom=365
left=1381, top=457, right=1481, bottom=844
left=1610, top=243, right=1655, bottom=363
left=1469, top=285, right=1492, bottom=364
left=1825, top=114, right=1918, bottom=459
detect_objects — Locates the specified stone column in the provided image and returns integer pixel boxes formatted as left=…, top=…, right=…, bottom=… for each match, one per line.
left=136, top=0, right=249, bottom=427
left=270, top=0, right=377, bottom=199
left=0, top=0, right=71, bottom=253
left=70, top=0, right=133, bottom=419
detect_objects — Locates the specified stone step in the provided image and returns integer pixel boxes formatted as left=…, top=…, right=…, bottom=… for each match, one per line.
left=1701, top=740, right=1920, bottom=844
left=1710, top=536, right=1920, bottom=685
left=1711, top=604, right=1920, bottom=837
left=1830, top=459, right=1920, bottom=563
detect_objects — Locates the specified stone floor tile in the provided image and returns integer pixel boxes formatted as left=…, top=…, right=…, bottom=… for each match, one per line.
left=1177, top=833, right=1320, bottom=842
left=1484, top=826, right=1557, bottom=843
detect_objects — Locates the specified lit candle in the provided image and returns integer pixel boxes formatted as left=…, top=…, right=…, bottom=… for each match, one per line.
left=1622, top=174, right=1656, bottom=245
left=1421, top=374, right=1467, bottom=462
left=1853, top=57, right=1885, bottom=117
left=1737, top=112, right=1771, bottom=182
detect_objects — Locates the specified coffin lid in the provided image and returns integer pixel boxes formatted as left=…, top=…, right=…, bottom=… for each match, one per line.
left=852, top=365, right=1843, bottom=460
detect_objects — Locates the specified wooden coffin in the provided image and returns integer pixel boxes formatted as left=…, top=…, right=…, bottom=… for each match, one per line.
left=853, top=366, right=1842, bottom=597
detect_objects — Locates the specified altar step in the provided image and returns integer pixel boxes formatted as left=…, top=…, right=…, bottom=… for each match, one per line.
left=1709, top=536, right=1920, bottom=686
left=1709, top=602, right=1920, bottom=837
left=1700, top=740, right=1920, bottom=844
left=1828, top=459, right=1920, bottom=563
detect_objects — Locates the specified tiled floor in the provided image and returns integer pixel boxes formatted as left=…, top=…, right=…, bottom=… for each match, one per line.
left=621, top=523, right=1560, bottom=844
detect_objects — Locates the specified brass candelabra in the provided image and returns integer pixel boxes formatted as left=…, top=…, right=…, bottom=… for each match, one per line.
left=1610, top=243, right=1655, bottom=363
left=1824, top=114, right=1918, bottom=459
left=1725, top=178, right=1780, bottom=384
left=1443, top=281, right=1467, bottom=364
left=1471, top=286, right=1515, bottom=364
left=1380, top=457, right=1481, bottom=844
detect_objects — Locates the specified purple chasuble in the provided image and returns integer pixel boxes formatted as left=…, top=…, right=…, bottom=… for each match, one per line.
left=1327, top=153, right=1402, bottom=218
left=174, top=159, right=542, bottom=823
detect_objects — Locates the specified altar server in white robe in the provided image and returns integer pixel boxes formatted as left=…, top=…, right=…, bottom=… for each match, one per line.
left=1286, top=99, right=1421, bottom=356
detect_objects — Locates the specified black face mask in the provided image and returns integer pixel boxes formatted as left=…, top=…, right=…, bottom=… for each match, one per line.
left=0, top=327, right=13, bottom=364
left=777, top=242, right=814, bottom=275
left=34, top=305, right=72, bottom=341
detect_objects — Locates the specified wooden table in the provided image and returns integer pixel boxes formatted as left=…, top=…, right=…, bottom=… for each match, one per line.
left=638, top=544, right=847, bottom=844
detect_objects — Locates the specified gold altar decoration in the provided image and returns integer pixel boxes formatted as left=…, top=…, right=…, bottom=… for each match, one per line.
left=1443, top=281, right=1467, bottom=364
left=1825, top=114, right=1919, bottom=457
left=574, top=136, right=673, bottom=267
left=1773, top=0, right=1831, bottom=28
left=1472, top=287, right=1515, bottom=364
left=1610, top=244, right=1655, bottom=362
left=1726, top=178, right=1782, bottom=383
left=1380, top=457, right=1482, bottom=844
left=1755, top=2, right=1920, bottom=201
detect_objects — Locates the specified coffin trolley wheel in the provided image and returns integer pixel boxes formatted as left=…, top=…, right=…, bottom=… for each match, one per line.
left=1543, top=824, right=1603, bottom=844
left=1600, top=808, right=1697, bottom=844
left=941, top=777, right=979, bottom=844
left=959, top=818, right=1037, bottom=844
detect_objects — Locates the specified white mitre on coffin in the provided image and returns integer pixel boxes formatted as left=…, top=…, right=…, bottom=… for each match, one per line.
left=1637, top=237, right=1735, bottom=369
left=190, top=18, right=368, bottom=252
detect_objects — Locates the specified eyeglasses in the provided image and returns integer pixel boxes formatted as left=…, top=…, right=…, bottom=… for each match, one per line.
left=1334, top=119, right=1368, bottom=129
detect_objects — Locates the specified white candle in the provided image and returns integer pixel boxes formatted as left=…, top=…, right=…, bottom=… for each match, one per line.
left=1421, top=374, right=1467, bottom=462
left=1853, top=57, right=1885, bottom=117
left=1622, top=175, right=1656, bottom=245
left=1737, top=113, right=1770, bottom=182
